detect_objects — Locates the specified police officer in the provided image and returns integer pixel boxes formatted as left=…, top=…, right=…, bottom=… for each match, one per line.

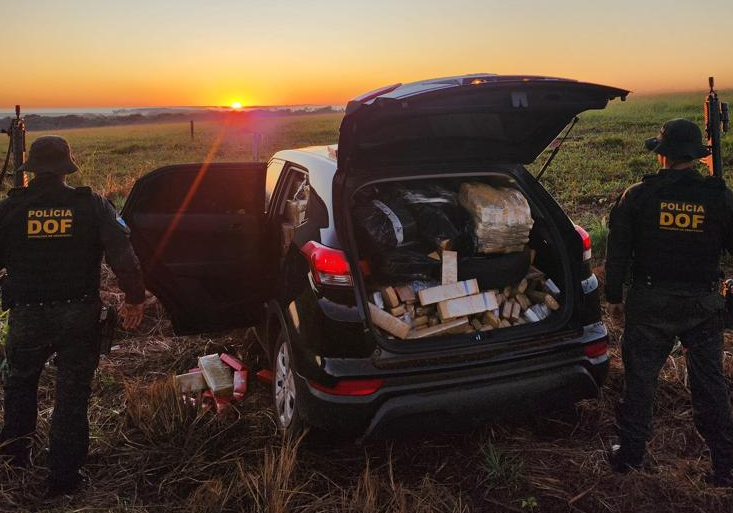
left=0, top=136, right=146, bottom=496
left=605, top=118, right=733, bottom=486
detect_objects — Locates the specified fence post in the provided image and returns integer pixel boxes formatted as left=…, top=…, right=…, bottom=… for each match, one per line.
left=252, top=132, right=261, bottom=162
left=190, top=120, right=194, bottom=141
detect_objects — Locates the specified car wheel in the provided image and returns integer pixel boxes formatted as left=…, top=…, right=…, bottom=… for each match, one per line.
left=272, top=331, right=305, bottom=438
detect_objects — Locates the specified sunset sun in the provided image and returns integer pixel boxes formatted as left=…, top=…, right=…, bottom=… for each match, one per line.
left=231, top=101, right=242, bottom=109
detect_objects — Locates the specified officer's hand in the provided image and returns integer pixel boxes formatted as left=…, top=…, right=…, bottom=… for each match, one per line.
left=119, top=302, right=144, bottom=330
left=607, top=302, right=625, bottom=321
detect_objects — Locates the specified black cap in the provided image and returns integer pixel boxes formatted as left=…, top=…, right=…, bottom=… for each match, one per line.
left=17, top=135, right=79, bottom=175
left=644, top=118, right=710, bottom=161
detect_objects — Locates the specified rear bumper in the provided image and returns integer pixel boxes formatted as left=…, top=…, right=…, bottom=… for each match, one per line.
left=294, top=323, right=609, bottom=438
left=364, top=362, right=602, bottom=438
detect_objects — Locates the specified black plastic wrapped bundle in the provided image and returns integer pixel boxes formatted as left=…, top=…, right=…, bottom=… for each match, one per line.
left=372, top=248, right=441, bottom=282
left=396, top=184, right=462, bottom=250
left=353, top=193, right=418, bottom=250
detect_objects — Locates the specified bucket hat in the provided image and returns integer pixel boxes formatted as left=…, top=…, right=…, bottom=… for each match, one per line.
left=644, top=118, right=710, bottom=161
left=17, top=135, right=79, bottom=175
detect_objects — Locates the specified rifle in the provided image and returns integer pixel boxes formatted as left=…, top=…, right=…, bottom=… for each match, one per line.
left=704, top=77, right=729, bottom=178
left=707, top=79, right=733, bottom=327
left=0, top=105, right=27, bottom=189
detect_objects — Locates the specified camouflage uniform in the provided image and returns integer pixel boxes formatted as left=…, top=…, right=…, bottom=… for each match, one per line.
left=3, top=302, right=101, bottom=474
left=0, top=136, right=145, bottom=488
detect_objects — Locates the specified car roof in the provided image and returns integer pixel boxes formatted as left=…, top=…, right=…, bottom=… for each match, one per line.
left=351, top=73, right=615, bottom=105
left=273, top=146, right=338, bottom=172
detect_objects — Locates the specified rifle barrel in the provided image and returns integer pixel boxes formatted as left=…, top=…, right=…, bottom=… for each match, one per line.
left=705, top=78, right=724, bottom=178
left=11, top=105, right=26, bottom=187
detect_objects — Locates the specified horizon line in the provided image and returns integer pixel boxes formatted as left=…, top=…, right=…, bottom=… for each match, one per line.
left=2, top=85, right=731, bottom=111
left=0, top=103, right=345, bottom=112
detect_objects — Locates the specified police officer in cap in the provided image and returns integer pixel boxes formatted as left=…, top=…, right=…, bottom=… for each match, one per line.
left=0, top=136, right=146, bottom=496
left=605, top=118, right=733, bottom=486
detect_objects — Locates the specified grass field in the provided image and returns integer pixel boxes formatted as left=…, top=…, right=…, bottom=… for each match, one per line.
left=1, top=91, right=733, bottom=512
left=0, top=113, right=343, bottom=208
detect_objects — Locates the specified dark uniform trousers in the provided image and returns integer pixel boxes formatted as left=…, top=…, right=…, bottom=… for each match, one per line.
left=620, top=285, right=733, bottom=472
left=1, top=301, right=100, bottom=474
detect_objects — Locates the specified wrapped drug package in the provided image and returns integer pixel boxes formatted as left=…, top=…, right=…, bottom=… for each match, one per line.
left=353, top=194, right=417, bottom=250
left=397, top=184, right=461, bottom=250
left=458, top=183, right=534, bottom=254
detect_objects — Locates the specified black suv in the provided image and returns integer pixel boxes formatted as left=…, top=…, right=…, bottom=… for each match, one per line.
left=122, top=74, right=628, bottom=437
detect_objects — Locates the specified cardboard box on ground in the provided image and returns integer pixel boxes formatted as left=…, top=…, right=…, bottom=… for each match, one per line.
left=359, top=182, right=562, bottom=340
left=174, top=353, right=250, bottom=414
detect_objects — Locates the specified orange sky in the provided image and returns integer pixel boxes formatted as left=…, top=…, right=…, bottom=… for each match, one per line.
left=3, top=0, right=733, bottom=108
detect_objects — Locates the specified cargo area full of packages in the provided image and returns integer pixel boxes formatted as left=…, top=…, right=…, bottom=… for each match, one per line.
left=347, top=172, right=575, bottom=348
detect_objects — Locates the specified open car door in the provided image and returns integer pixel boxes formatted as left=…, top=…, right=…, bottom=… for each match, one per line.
left=121, top=162, right=267, bottom=335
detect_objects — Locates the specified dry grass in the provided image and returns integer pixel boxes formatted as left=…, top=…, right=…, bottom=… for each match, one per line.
left=1, top=265, right=732, bottom=512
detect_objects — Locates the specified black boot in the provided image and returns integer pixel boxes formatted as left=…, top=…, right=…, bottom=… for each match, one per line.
left=608, top=444, right=643, bottom=473
left=45, top=471, right=86, bottom=499
left=705, top=468, right=733, bottom=487
left=0, top=436, right=31, bottom=469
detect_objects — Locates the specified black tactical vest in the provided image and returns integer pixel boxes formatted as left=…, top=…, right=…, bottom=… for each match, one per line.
left=0, top=181, right=102, bottom=304
left=632, top=171, right=727, bottom=286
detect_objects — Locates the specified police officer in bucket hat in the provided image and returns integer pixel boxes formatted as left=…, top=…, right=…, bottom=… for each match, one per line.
left=0, top=136, right=146, bottom=497
left=605, top=119, right=733, bottom=486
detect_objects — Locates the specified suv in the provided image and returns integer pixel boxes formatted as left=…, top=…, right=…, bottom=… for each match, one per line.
left=122, top=74, right=628, bottom=438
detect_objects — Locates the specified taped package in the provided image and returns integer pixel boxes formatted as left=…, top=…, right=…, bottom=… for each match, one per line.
left=367, top=264, right=562, bottom=340
left=353, top=196, right=417, bottom=250
left=285, top=199, right=307, bottom=225
left=458, top=182, right=534, bottom=254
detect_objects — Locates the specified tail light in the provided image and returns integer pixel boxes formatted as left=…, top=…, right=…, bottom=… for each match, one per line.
left=584, top=341, right=608, bottom=358
left=301, top=241, right=353, bottom=287
left=574, top=225, right=592, bottom=262
left=309, top=378, right=384, bottom=396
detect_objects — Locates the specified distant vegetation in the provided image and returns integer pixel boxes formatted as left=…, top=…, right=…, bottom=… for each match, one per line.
left=0, top=106, right=343, bottom=131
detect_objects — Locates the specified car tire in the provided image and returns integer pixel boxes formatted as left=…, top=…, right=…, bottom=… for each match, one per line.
left=272, top=330, right=306, bottom=439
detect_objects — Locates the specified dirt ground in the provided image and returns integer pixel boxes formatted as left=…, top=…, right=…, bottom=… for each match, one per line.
left=1, top=265, right=732, bottom=513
